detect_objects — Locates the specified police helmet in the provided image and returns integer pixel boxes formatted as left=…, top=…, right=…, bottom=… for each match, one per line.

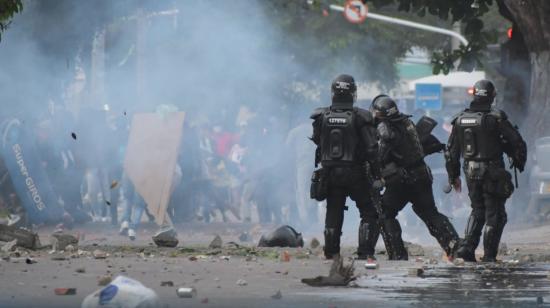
left=331, top=74, right=357, bottom=106
left=371, top=94, right=399, bottom=119
left=472, top=79, right=496, bottom=104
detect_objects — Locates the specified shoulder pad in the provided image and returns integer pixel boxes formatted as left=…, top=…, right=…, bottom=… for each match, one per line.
left=451, top=110, right=466, bottom=124
left=489, top=108, right=507, bottom=120
left=354, top=107, right=374, bottom=123
left=310, top=107, right=327, bottom=119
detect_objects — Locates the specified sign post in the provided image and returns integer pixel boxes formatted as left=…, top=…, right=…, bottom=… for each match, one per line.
left=415, top=83, right=442, bottom=111
left=343, top=0, right=368, bottom=24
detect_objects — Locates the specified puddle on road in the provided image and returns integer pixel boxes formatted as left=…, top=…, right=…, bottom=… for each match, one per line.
left=308, top=263, right=550, bottom=307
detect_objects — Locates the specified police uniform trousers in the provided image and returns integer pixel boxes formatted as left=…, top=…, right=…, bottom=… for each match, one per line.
left=324, top=165, right=379, bottom=258
left=381, top=166, right=459, bottom=260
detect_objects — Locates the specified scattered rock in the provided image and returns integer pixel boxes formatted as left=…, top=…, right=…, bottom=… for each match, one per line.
left=92, top=249, right=107, bottom=259
left=1, top=239, right=17, bottom=252
left=310, top=238, right=320, bottom=249
left=189, top=256, right=198, bottom=261
left=404, top=242, right=424, bottom=256
left=453, top=258, right=465, bottom=266
left=25, top=257, right=37, bottom=264
left=50, top=233, right=78, bottom=251
left=0, top=225, right=41, bottom=250
left=75, top=267, right=86, bottom=273
left=301, top=255, right=354, bottom=286
left=65, top=245, right=76, bottom=253
left=219, top=255, right=230, bottom=261
left=209, top=235, right=222, bottom=249
left=280, top=251, right=290, bottom=262
left=50, top=254, right=66, bottom=261
left=152, top=227, right=179, bottom=248
left=54, top=288, right=76, bottom=295
left=176, top=287, right=197, bottom=298
left=271, top=290, right=282, bottom=300
left=258, top=225, right=303, bottom=248
left=161, top=281, right=174, bottom=287
left=408, top=268, right=424, bottom=277
left=236, top=279, right=248, bottom=286
left=98, top=275, right=112, bottom=286
left=499, top=242, right=508, bottom=256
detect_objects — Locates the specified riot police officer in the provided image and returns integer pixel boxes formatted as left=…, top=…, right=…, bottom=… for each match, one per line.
left=372, top=95, right=460, bottom=260
left=310, top=74, right=381, bottom=260
left=446, top=80, right=527, bottom=262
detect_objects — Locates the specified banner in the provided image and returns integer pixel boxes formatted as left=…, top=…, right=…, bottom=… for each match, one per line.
left=1, top=119, right=63, bottom=224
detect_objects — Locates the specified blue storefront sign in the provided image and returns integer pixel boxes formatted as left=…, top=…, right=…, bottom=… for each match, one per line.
left=1, top=119, right=63, bottom=224
left=415, top=83, right=442, bottom=110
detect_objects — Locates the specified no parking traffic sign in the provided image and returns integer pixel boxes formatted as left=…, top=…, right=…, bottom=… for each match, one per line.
left=344, top=0, right=368, bottom=24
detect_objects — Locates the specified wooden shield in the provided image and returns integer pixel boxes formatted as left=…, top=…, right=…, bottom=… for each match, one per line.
left=123, top=112, right=185, bottom=225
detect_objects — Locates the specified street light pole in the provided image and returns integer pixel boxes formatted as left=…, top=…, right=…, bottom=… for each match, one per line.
left=328, top=4, right=469, bottom=46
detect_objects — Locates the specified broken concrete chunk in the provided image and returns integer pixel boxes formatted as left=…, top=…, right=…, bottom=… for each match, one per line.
left=310, top=237, right=320, bottom=249
left=258, top=225, right=303, bottom=248
left=152, top=227, right=179, bottom=248
left=209, top=235, right=222, bottom=249
left=301, top=255, right=354, bottom=286
left=92, top=249, right=107, bottom=259
left=0, top=225, right=40, bottom=250
left=271, top=290, right=282, bottom=300
left=50, top=233, right=78, bottom=251
left=408, top=268, right=425, bottom=277
left=404, top=242, right=424, bottom=256
left=97, top=275, right=112, bottom=286
left=1, top=239, right=17, bottom=253
left=236, top=279, right=248, bottom=286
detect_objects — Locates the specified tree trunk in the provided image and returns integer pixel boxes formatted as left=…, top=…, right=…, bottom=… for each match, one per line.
left=503, top=0, right=550, bottom=142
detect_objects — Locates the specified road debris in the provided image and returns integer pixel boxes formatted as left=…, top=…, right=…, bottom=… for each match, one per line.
left=93, top=249, right=108, bottom=259
left=177, top=287, right=197, bottom=298
left=258, top=225, right=304, bottom=248
left=25, top=257, right=37, bottom=264
left=98, top=275, right=113, bottom=286
left=404, top=242, right=425, bottom=256
left=152, top=226, right=179, bottom=248
left=209, top=234, right=223, bottom=249
left=280, top=250, right=290, bottom=262
left=408, top=268, right=425, bottom=277
left=309, top=237, right=320, bottom=249
left=75, top=267, right=86, bottom=273
left=301, top=255, right=354, bottom=286
left=236, top=279, right=248, bottom=286
left=50, top=233, right=78, bottom=251
left=160, top=281, right=174, bottom=287
left=271, top=290, right=282, bottom=300
left=55, top=288, right=76, bottom=295
left=82, top=276, right=159, bottom=308
left=0, top=225, right=41, bottom=250
left=364, top=262, right=379, bottom=270
left=1, top=239, right=17, bottom=252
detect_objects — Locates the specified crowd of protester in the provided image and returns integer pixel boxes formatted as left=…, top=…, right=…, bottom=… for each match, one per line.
left=0, top=92, right=321, bottom=239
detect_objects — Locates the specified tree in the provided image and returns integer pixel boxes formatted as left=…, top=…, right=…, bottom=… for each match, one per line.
left=0, top=0, right=23, bottom=41
left=369, top=0, right=549, bottom=141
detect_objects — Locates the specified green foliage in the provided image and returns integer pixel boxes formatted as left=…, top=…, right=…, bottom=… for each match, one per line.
left=371, top=0, right=499, bottom=74
left=262, top=0, right=451, bottom=90
left=0, top=0, right=23, bottom=41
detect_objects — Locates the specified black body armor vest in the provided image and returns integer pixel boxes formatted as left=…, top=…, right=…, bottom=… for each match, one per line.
left=455, top=110, right=503, bottom=161
left=389, top=117, right=424, bottom=167
left=320, top=108, right=359, bottom=166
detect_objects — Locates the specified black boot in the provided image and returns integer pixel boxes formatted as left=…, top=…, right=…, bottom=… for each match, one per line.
left=324, top=228, right=341, bottom=259
left=357, top=220, right=380, bottom=260
left=481, top=224, right=505, bottom=262
left=382, top=218, right=408, bottom=260
left=423, top=213, right=460, bottom=258
left=455, top=214, right=484, bottom=262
